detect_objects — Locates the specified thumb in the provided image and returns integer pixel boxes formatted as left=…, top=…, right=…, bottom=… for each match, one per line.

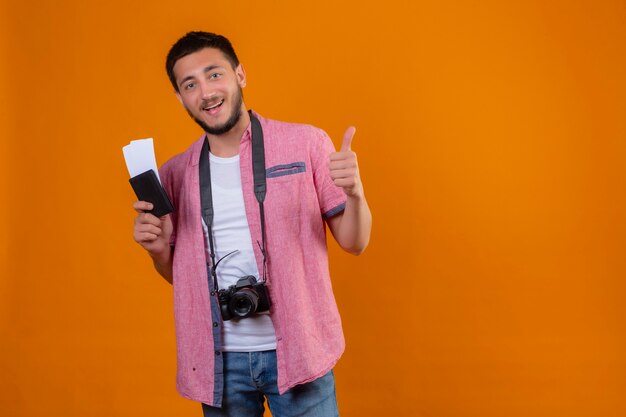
left=340, top=126, right=356, bottom=152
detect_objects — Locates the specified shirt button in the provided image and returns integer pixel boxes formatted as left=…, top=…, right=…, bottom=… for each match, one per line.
left=210, top=291, right=215, bottom=296
left=215, top=351, right=221, bottom=356
left=213, top=322, right=219, bottom=327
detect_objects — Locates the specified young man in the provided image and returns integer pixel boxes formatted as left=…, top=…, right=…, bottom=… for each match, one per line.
left=133, top=32, right=372, bottom=417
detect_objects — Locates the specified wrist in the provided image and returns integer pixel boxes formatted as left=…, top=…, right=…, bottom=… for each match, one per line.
left=149, top=244, right=172, bottom=265
left=345, top=184, right=365, bottom=201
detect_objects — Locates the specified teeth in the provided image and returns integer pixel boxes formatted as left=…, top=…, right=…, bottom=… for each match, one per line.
left=204, top=100, right=224, bottom=111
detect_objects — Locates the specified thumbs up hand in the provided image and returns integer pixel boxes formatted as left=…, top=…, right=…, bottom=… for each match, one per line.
left=329, top=126, right=363, bottom=198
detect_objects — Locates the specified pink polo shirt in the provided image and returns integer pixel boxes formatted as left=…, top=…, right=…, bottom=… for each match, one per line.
left=159, top=112, right=347, bottom=407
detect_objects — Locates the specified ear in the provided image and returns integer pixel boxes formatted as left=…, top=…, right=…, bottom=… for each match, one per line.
left=236, top=63, right=247, bottom=88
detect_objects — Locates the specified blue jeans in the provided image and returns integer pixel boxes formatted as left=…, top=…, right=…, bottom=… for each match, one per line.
left=201, top=350, right=339, bottom=417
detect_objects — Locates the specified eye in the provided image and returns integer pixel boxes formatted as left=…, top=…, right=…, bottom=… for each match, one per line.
left=183, top=81, right=195, bottom=91
left=209, top=72, right=222, bottom=80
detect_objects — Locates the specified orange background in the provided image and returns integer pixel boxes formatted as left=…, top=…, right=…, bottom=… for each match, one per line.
left=1, top=1, right=625, bottom=416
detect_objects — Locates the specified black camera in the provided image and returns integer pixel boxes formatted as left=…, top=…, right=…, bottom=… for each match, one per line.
left=218, top=276, right=271, bottom=321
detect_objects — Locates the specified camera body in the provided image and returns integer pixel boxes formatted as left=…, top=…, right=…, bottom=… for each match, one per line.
left=218, top=276, right=271, bottom=321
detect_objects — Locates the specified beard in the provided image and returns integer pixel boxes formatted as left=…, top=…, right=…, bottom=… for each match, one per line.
left=187, top=87, right=244, bottom=136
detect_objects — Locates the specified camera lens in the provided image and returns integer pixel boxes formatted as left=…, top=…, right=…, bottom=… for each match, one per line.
left=229, top=288, right=259, bottom=318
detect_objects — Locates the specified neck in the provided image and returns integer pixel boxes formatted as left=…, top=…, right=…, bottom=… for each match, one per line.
left=206, top=107, right=251, bottom=157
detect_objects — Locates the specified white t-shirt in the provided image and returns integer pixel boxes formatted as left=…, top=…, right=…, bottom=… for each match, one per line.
left=201, top=153, right=277, bottom=352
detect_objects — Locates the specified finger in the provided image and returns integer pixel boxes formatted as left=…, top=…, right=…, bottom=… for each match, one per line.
left=340, top=126, right=356, bottom=152
left=133, top=201, right=154, bottom=213
left=333, top=178, right=357, bottom=188
left=330, top=168, right=357, bottom=181
left=329, top=151, right=357, bottom=161
left=135, top=231, right=159, bottom=243
left=329, top=158, right=357, bottom=170
left=136, top=212, right=162, bottom=226
left=136, top=223, right=163, bottom=236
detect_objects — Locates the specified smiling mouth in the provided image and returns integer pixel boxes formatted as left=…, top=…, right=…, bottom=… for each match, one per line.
left=202, top=99, right=224, bottom=112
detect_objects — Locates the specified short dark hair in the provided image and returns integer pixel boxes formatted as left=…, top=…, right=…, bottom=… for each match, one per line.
left=165, top=31, right=240, bottom=91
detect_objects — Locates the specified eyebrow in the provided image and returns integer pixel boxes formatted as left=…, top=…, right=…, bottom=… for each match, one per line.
left=178, top=65, right=223, bottom=88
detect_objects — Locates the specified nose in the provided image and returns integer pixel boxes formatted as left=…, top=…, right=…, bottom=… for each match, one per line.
left=198, top=80, right=215, bottom=100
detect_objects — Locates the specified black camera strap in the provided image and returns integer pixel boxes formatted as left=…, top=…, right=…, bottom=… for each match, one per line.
left=199, top=111, right=268, bottom=292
